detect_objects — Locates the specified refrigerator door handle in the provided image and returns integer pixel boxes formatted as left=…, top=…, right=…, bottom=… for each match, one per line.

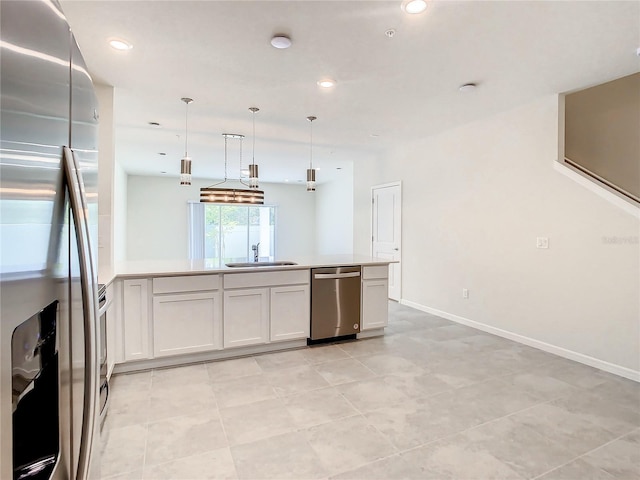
left=62, top=147, right=99, bottom=480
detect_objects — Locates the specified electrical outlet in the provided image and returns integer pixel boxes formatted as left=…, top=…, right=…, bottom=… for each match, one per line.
left=536, top=237, right=549, bottom=249
left=462, top=288, right=469, bottom=299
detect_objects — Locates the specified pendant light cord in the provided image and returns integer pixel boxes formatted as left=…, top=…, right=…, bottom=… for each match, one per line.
left=208, top=134, right=246, bottom=187
left=224, top=134, right=228, bottom=181
left=184, top=102, right=189, bottom=157
left=252, top=110, right=256, bottom=164
left=309, top=118, right=314, bottom=169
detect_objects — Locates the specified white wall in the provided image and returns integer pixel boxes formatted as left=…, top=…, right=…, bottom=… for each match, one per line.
left=126, top=176, right=316, bottom=261
left=354, top=94, right=640, bottom=376
left=96, top=84, right=115, bottom=277
left=315, top=163, right=354, bottom=255
left=113, top=161, right=128, bottom=262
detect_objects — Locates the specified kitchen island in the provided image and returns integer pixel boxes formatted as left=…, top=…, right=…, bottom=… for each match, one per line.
left=102, top=256, right=393, bottom=374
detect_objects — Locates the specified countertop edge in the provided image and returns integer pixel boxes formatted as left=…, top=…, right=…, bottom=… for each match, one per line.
left=102, top=257, right=395, bottom=281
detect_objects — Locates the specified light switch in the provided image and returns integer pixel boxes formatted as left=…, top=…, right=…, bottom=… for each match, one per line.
left=536, top=237, right=549, bottom=249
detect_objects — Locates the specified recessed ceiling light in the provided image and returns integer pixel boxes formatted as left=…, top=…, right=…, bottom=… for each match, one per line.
left=270, top=35, right=292, bottom=49
left=458, top=83, right=477, bottom=92
left=402, top=0, right=428, bottom=14
left=108, top=37, right=133, bottom=51
left=370, top=134, right=380, bottom=138
left=284, top=179, right=290, bottom=182
left=149, top=122, right=161, bottom=127
left=158, top=152, right=167, bottom=156
left=160, top=171, right=167, bottom=174
left=317, top=78, right=336, bottom=88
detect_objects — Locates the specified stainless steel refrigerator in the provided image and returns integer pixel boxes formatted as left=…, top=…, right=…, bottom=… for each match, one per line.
left=0, top=1, right=100, bottom=479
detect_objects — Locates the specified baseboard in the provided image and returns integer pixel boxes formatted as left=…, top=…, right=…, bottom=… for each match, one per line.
left=400, top=299, right=640, bottom=383
left=113, top=339, right=307, bottom=374
left=357, top=328, right=385, bottom=339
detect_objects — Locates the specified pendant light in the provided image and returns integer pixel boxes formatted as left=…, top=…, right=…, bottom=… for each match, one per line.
left=200, top=133, right=265, bottom=204
left=179, top=97, right=193, bottom=186
left=306, top=115, right=317, bottom=192
left=248, top=107, right=260, bottom=188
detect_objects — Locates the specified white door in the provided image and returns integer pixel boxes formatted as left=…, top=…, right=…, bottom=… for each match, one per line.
left=371, top=182, right=401, bottom=301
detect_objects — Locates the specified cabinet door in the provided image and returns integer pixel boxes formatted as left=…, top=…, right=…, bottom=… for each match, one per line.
left=361, top=279, right=389, bottom=330
left=153, top=292, right=222, bottom=357
left=223, top=288, right=269, bottom=348
left=122, top=278, right=150, bottom=361
left=270, top=285, right=310, bottom=342
left=105, top=283, right=116, bottom=377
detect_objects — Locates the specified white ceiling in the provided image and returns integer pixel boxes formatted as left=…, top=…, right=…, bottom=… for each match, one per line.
left=60, top=0, right=640, bottom=185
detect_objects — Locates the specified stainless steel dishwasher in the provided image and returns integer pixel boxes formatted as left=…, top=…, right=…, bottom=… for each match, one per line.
left=310, top=266, right=361, bottom=341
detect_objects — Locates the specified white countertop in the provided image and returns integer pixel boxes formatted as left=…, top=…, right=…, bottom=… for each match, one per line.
left=99, top=255, right=394, bottom=284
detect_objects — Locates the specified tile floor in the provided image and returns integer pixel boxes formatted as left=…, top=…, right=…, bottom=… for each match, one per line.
left=100, top=302, right=640, bottom=480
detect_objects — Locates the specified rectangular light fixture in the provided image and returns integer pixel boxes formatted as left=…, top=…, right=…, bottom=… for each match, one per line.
left=200, top=187, right=265, bottom=204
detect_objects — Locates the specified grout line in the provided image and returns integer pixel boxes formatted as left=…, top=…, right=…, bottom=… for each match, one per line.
left=105, top=304, right=637, bottom=479
left=530, top=428, right=635, bottom=480
left=388, top=394, right=562, bottom=459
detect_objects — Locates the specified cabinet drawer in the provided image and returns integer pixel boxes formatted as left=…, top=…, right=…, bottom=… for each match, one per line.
left=362, top=265, right=389, bottom=280
left=224, top=269, right=309, bottom=289
left=153, top=274, right=221, bottom=294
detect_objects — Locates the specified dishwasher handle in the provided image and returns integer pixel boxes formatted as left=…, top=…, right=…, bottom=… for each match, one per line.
left=313, top=272, right=361, bottom=280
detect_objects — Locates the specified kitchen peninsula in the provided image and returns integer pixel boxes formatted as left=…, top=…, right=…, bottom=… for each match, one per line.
left=102, top=256, right=393, bottom=374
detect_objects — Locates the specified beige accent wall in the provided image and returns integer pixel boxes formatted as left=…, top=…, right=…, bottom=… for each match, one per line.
left=354, top=94, right=640, bottom=376
left=564, top=73, right=640, bottom=199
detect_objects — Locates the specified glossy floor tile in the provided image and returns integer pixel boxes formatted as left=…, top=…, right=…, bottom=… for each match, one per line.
left=100, top=302, right=640, bottom=479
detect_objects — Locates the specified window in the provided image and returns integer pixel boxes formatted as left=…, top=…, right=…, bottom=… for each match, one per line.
left=188, top=203, right=276, bottom=265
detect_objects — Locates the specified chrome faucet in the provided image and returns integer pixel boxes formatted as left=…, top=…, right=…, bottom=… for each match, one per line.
left=251, top=243, right=260, bottom=262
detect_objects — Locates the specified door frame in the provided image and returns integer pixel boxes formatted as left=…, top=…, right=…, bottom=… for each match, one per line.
left=371, top=181, right=402, bottom=301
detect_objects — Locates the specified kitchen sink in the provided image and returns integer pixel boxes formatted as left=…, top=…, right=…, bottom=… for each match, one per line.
left=225, top=261, right=298, bottom=268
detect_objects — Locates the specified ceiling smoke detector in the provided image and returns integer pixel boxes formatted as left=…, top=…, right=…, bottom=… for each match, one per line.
left=270, top=35, right=292, bottom=49
left=385, top=29, right=396, bottom=38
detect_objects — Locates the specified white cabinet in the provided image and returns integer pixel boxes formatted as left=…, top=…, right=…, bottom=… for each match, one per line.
left=223, top=288, right=270, bottom=348
left=105, top=282, right=116, bottom=377
left=122, top=278, right=150, bottom=361
left=270, top=285, right=310, bottom=342
left=361, top=266, right=389, bottom=331
left=151, top=274, right=222, bottom=357
left=223, top=270, right=310, bottom=347
left=153, top=291, right=222, bottom=357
